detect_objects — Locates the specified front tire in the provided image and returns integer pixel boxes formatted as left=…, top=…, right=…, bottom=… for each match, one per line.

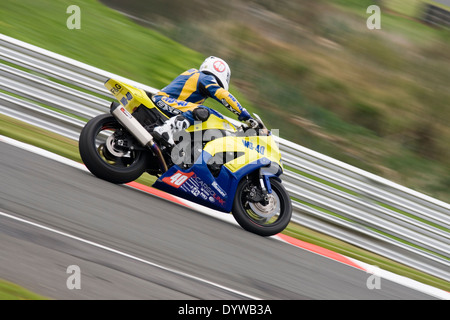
left=79, top=114, right=148, bottom=184
left=232, top=177, right=292, bottom=236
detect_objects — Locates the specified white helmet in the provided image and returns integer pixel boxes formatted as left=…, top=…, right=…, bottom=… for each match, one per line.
left=199, top=56, right=231, bottom=91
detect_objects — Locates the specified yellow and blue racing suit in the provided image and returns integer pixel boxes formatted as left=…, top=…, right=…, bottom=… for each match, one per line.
left=152, top=68, right=251, bottom=124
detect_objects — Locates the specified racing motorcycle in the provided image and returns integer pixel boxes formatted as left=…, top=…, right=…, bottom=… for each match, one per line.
left=78, top=78, right=292, bottom=236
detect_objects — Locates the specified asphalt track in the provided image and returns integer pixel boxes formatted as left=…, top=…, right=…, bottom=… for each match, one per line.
left=0, top=141, right=439, bottom=300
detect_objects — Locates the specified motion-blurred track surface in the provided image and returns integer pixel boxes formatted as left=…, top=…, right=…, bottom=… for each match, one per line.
left=0, top=142, right=437, bottom=299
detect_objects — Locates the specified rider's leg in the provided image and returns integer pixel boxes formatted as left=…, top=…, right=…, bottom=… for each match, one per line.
left=152, top=107, right=211, bottom=146
left=151, top=96, right=195, bottom=146
left=152, top=96, right=216, bottom=147
left=152, top=115, right=190, bottom=146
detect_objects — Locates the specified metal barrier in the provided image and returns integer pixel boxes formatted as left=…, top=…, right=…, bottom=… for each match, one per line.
left=422, top=3, right=450, bottom=28
left=382, top=0, right=450, bottom=29
left=1, top=33, right=449, bottom=281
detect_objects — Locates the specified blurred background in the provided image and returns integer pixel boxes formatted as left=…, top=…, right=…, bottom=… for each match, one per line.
left=1, top=0, right=449, bottom=201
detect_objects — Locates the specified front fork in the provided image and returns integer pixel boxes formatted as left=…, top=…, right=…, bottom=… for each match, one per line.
left=257, top=171, right=271, bottom=204
left=258, top=160, right=285, bottom=204
left=255, top=165, right=279, bottom=205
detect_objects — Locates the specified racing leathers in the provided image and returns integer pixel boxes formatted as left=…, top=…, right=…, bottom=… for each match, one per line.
left=151, top=68, right=252, bottom=146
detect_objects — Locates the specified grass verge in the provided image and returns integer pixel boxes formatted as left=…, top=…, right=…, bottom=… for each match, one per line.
left=0, top=279, right=49, bottom=300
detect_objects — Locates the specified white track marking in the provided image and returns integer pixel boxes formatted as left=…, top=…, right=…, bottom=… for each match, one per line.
left=0, top=210, right=261, bottom=300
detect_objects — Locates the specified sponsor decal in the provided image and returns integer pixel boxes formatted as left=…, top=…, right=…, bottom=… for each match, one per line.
left=166, top=171, right=226, bottom=206
left=192, top=175, right=225, bottom=205
left=120, top=107, right=132, bottom=119
left=156, top=99, right=182, bottom=115
left=213, top=60, right=226, bottom=73
left=242, top=140, right=265, bottom=155
left=109, top=83, right=122, bottom=95
left=119, top=91, right=133, bottom=107
left=212, top=181, right=227, bottom=197
left=162, top=171, right=194, bottom=188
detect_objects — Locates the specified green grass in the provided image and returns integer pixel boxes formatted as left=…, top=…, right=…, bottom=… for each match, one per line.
left=0, top=279, right=49, bottom=300
left=383, top=0, right=450, bottom=17
left=0, top=0, right=203, bottom=89
left=1, top=113, right=449, bottom=293
left=383, top=0, right=424, bottom=17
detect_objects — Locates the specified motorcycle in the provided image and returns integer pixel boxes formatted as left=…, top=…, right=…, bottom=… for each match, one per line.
left=78, top=78, right=292, bottom=236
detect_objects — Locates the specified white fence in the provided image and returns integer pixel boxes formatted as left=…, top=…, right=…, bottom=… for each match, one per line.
left=1, top=33, right=449, bottom=281
left=422, top=3, right=450, bottom=28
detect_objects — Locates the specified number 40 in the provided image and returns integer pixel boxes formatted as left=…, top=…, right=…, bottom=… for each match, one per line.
left=170, top=173, right=188, bottom=186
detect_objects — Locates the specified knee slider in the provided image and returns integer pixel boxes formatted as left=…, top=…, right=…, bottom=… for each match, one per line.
left=192, top=107, right=210, bottom=122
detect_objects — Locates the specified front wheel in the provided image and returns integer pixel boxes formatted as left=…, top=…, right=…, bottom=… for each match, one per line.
left=79, top=114, right=149, bottom=184
left=232, top=177, right=292, bottom=236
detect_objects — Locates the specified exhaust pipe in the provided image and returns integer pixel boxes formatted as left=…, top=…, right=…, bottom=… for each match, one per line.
left=110, top=102, right=168, bottom=172
left=110, top=102, right=154, bottom=147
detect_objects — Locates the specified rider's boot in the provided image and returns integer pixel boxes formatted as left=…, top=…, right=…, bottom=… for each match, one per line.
left=152, top=115, right=190, bottom=147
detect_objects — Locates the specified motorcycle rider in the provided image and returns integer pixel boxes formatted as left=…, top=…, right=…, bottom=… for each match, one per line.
left=151, top=56, right=257, bottom=146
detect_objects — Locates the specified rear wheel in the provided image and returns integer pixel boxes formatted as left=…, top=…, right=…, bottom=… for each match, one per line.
left=79, top=114, right=148, bottom=184
left=232, top=177, right=292, bottom=236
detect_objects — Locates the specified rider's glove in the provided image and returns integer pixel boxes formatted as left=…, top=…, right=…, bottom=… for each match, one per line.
left=238, top=109, right=251, bottom=121
left=247, top=118, right=259, bottom=129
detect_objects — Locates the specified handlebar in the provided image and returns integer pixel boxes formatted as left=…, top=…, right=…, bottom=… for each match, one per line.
left=240, top=113, right=270, bottom=136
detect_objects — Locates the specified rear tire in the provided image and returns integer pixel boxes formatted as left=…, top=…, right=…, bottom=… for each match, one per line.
left=79, top=114, right=148, bottom=184
left=232, top=177, right=292, bottom=236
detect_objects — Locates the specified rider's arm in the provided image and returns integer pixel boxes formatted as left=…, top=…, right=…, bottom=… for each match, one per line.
left=214, top=87, right=252, bottom=121
left=200, top=75, right=251, bottom=121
